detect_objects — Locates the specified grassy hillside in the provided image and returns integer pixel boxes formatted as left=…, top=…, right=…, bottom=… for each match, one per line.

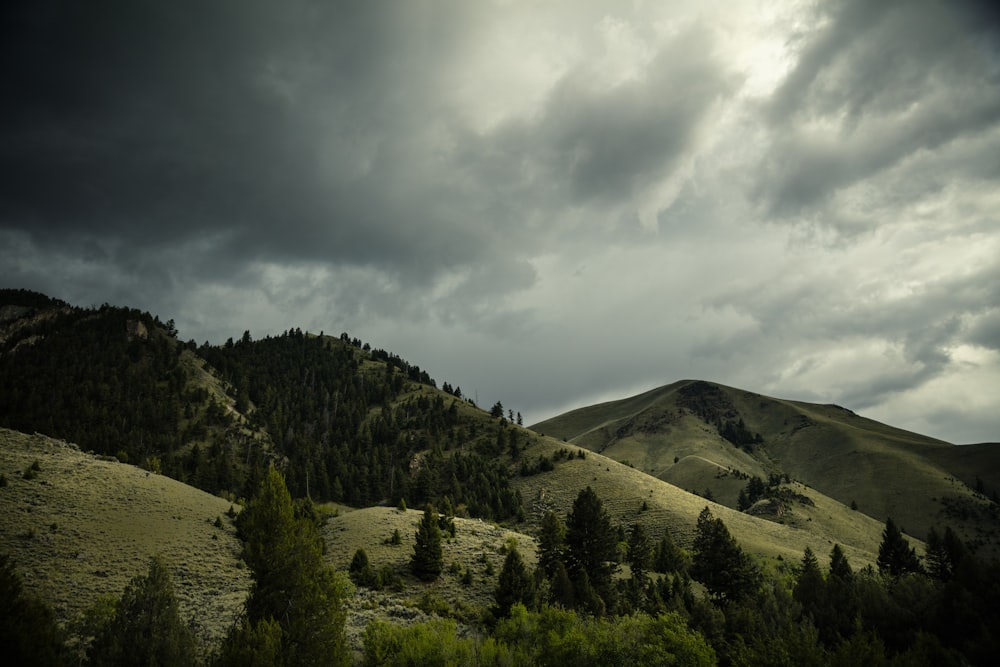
left=321, top=506, right=537, bottom=650
left=532, top=379, right=999, bottom=558
left=510, top=434, right=885, bottom=571
left=0, top=428, right=250, bottom=652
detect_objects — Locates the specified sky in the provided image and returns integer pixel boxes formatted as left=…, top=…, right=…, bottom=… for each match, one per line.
left=2, top=0, right=999, bottom=444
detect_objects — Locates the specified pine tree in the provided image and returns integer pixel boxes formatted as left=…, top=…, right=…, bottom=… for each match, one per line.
left=828, top=544, right=853, bottom=581
left=653, top=528, right=689, bottom=574
left=793, top=547, right=825, bottom=617
left=0, top=554, right=69, bottom=667
left=565, top=487, right=617, bottom=602
left=88, top=556, right=196, bottom=666
left=627, top=522, right=654, bottom=583
left=494, top=547, right=535, bottom=618
left=538, top=510, right=567, bottom=578
left=690, top=506, right=759, bottom=604
left=877, top=517, right=922, bottom=577
left=231, top=466, right=351, bottom=666
left=925, top=526, right=966, bottom=581
left=411, top=504, right=443, bottom=581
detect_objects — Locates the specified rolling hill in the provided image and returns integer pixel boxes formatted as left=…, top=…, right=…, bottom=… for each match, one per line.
left=531, top=379, right=1000, bottom=558
left=2, top=288, right=999, bottom=661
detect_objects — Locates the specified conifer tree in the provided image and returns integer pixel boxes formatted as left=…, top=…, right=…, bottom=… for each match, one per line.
left=230, top=466, right=351, bottom=666
left=88, top=556, right=196, bottom=667
left=565, top=487, right=617, bottom=602
left=493, top=547, right=535, bottom=618
left=537, top=510, right=567, bottom=578
left=876, top=517, right=922, bottom=577
left=627, top=522, right=654, bottom=583
left=828, top=544, right=853, bottom=581
left=0, top=554, right=69, bottom=667
left=411, top=504, right=443, bottom=581
left=793, top=547, right=825, bottom=617
left=690, top=506, right=759, bottom=604
left=654, top=528, right=689, bottom=574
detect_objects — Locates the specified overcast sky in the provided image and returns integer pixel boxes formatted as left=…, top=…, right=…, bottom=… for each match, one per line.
left=2, top=0, right=998, bottom=444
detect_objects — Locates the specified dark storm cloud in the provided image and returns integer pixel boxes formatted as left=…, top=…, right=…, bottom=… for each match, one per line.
left=0, top=0, right=491, bottom=287
left=756, top=0, right=1000, bottom=222
left=2, top=1, right=997, bottom=445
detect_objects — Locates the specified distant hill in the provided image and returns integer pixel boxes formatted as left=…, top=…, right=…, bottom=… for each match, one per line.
left=531, top=379, right=1000, bottom=558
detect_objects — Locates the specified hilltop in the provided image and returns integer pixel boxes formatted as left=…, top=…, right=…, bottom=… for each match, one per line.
left=532, top=379, right=1000, bottom=558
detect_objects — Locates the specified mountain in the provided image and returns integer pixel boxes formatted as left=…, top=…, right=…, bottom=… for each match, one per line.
left=0, top=288, right=526, bottom=522
left=531, top=379, right=1000, bottom=558
left=3, top=289, right=1000, bottom=662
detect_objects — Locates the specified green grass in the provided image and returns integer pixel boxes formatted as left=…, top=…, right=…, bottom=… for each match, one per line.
left=526, top=380, right=1000, bottom=559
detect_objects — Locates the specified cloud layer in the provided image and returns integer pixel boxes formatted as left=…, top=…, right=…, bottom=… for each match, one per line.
left=2, top=0, right=998, bottom=443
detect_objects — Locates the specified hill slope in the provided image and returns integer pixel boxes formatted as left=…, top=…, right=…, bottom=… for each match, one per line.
left=0, top=428, right=250, bottom=651
left=532, top=379, right=1000, bottom=557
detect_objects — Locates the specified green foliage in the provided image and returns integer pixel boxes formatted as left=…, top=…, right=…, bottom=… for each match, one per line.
left=493, top=547, right=536, bottom=618
left=653, top=527, right=690, bottom=574
left=537, top=510, right=567, bottom=578
left=877, top=517, right=922, bottom=578
left=363, top=618, right=478, bottom=667
left=626, top=522, right=654, bottom=583
left=411, top=505, right=444, bottom=581
left=0, top=305, right=203, bottom=478
left=565, top=487, right=618, bottom=605
left=924, top=526, right=966, bottom=581
left=213, top=617, right=283, bottom=667
left=0, top=554, right=70, bottom=666
left=493, top=604, right=717, bottom=666
left=232, top=466, right=351, bottom=666
left=690, top=506, right=760, bottom=605
left=350, top=548, right=377, bottom=587
left=87, top=556, right=197, bottom=667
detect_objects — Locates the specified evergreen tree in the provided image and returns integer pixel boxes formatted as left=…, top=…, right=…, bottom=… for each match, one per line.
left=877, top=517, right=922, bottom=577
left=537, top=510, right=567, bottom=578
left=925, top=526, right=966, bottom=582
left=565, top=487, right=617, bottom=604
left=828, top=544, right=853, bottom=581
left=549, top=560, right=576, bottom=609
left=627, top=522, right=654, bottom=583
left=213, top=618, right=283, bottom=667
left=493, top=547, right=535, bottom=618
left=824, top=544, right=859, bottom=645
left=0, top=554, right=69, bottom=667
left=88, top=556, right=196, bottom=667
left=232, top=466, right=351, bottom=666
left=411, top=505, right=443, bottom=581
left=690, top=506, right=759, bottom=604
left=653, top=528, right=689, bottom=574
left=794, top=547, right=825, bottom=618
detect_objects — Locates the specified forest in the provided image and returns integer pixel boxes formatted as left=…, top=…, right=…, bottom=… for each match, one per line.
left=0, top=296, right=526, bottom=522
